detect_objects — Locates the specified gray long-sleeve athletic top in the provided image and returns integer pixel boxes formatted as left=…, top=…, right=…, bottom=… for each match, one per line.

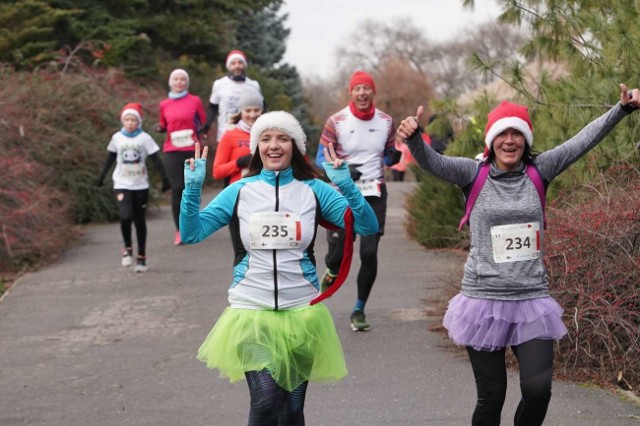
left=405, top=102, right=631, bottom=300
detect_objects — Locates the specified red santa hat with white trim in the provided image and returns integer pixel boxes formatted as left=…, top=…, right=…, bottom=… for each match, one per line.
left=121, top=102, right=143, bottom=128
left=226, top=49, right=248, bottom=70
left=482, top=100, right=533, bottom=158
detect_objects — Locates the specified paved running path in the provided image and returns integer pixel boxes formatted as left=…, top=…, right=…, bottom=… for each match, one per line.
left=1, top=182, right=638, bottom=425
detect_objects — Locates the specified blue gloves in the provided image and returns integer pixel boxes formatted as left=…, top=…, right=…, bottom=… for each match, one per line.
left=184, top=158, right=207, bottom=187
left=322, top=162, right=353, bottom=186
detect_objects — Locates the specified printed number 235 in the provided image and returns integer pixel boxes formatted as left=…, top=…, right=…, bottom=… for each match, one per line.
left=262, top=225, right=288, bottom=238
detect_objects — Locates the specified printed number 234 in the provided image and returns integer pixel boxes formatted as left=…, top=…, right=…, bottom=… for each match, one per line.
left=506, top=237, right=531, bottom=250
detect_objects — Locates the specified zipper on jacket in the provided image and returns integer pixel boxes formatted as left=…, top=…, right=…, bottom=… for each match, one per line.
left=273, top=171, right=280, bottom=311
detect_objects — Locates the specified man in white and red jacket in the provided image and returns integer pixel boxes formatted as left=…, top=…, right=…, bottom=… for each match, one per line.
left=315, top=70, right=400, bottom=332
left=204, top=49, right=262, bottom=143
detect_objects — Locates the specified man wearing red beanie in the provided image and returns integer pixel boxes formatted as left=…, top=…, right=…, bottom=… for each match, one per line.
left=316, top=70, right=400, bottom=331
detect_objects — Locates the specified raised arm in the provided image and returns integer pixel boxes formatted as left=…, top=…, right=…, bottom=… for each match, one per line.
left=397, top=106, right=477, bottom=188
left=179, top=143, right=235, bottom=243
left=316, top=143, right=379, bottom=236
left=536, top=83, right=640, bottom=180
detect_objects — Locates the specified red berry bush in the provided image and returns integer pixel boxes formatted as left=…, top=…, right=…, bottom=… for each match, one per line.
left=545, top=164, right=640, bottom=392
left=0, top=152, right=74, bottom=273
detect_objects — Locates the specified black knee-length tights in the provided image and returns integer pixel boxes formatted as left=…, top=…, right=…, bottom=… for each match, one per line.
left=466, top=339, right=554, bottom=426
left=245, top=370, right=308, bottom=426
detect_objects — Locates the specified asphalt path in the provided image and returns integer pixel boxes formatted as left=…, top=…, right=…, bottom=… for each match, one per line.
left=1, top=181, right=638, bottom=425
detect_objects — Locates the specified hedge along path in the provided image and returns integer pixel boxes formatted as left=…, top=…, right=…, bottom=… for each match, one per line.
left=544, top=164, right=640, bottom=394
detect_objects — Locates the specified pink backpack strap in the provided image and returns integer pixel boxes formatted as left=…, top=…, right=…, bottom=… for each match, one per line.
left=525, top=164, right=547, bottom=229
left=458, top=163, right=490, bottom=230
left=459, top=163, right=547, bottom=231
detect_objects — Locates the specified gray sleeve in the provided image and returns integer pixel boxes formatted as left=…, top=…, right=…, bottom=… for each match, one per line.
left=405, top=130, right=478, bottom=188
left=535, top=103, right=631, bottom=181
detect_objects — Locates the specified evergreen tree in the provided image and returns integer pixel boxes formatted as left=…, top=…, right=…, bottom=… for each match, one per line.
left=235, top=3, right=315, bottom=153
left=235, top=2, right=289, bottom=69
left=463, top=0, right=640, bottom=187
left=0, top=0, right=75, bottom=68
left=0, top=0, right=281, bottom=75
left=409, top=1, right=640, bottom=248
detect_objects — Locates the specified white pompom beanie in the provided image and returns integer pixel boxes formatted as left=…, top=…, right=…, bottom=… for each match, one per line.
left=250, top=111, right=306, bottom=154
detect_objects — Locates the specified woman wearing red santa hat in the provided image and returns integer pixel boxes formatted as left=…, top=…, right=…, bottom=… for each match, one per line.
left=396, top=84, right=640, bottom=426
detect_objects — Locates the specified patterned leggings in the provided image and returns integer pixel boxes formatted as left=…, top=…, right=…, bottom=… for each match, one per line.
left=245, top=370, right=309, bottom=426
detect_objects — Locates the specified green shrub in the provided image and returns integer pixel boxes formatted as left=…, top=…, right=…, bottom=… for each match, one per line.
left=0, top=66, right=165, bottom=224
left=406, top=166, right=466, bottom=249
left=0, top=65, right=165, bottom=273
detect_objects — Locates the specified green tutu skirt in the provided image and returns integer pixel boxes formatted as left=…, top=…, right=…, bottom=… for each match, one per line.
left=197, top=303, right=347, bottom=392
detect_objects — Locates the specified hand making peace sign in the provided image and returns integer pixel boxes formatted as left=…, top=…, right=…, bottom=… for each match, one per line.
left=186, top=142, right=209, bottom=171
left=323, top=143, right=343, bottom=169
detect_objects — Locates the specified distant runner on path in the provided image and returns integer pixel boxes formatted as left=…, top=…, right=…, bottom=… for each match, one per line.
left=316, top=70, right=400, bottom=332
left=155, top=68, right=206, bottom=246
left=97, top=102, right=170, bottom=273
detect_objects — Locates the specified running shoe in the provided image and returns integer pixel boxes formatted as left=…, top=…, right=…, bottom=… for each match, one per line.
left=319, top=269, right=337, bottom=292
left=350, top=309, right=370, bottom=332
left=134, top=256, right=148, bottom=273
left=174, top=230, right=182, bottom=246
left=121, top=248, right=133, bottom=267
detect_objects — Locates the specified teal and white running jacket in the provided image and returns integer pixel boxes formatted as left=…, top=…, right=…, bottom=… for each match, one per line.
left=180, top=164, right=378, bottom=310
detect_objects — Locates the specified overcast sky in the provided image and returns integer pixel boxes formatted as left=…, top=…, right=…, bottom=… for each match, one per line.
left=280, top=0, right=500, bottom=78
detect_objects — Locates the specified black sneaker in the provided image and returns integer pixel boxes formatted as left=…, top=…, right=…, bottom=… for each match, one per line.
left=319, top=269, right=338, bottom=292
left=350, top=310, right=370, bottom=332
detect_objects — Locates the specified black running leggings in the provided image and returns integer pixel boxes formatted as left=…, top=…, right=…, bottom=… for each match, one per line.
left=326, top=230, right=381, bottom=303
left=115, top=189, right=148, bottom=256
left=466, top=339, right=554, bottom=426
left=324, top=187, right=386, bottom=305
left=163, top=150, right=194, bottom=230
left=245, top=370, right=308, bottom=426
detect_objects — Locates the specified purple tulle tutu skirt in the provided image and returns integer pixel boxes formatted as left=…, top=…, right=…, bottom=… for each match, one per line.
left=443, top=294, right=568, bottom=351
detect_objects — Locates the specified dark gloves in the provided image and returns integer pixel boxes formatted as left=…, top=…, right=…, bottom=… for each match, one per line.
left=236, top=154, right=252, bottom=168
left=389, top=149, right=402, bottom=166
left=161, top=177, right=172, bottom=192
left=348, top=163, right=363, bottom=181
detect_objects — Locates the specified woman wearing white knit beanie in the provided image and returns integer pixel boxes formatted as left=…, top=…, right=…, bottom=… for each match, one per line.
left=179, top=111, right=379, bottom=424
left=156, top=68, right=206, bottom=246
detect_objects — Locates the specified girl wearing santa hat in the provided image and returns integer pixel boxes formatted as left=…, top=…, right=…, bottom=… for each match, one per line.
left=396, top=84, right=640, bottom=426
left=180, top=111, right=378, bottom=424
left=97, top=103, right=171, bottom=272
